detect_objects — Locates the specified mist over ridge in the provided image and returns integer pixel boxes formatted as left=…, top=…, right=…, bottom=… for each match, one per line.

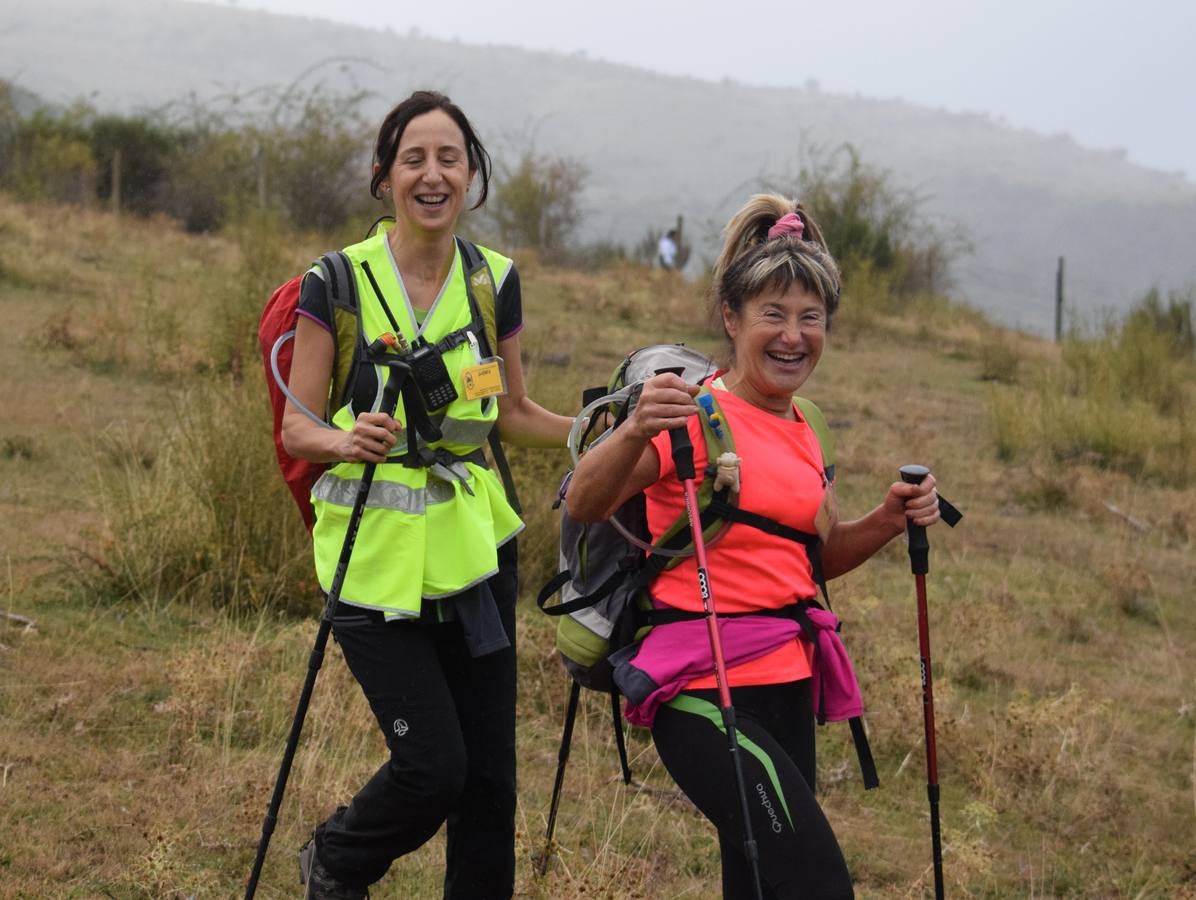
left=4, top=0, right=1194, bottom=334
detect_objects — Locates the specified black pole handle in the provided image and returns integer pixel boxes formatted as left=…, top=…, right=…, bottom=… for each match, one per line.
left=668, top=426, right=696, bottom=481
left=656, top=366, right=697, bottom=481
left=380, top=363, right=402, bottom=415
left=900, top=464, right=930, bottom=576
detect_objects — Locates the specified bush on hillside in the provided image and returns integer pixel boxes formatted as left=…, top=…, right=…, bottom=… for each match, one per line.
left=1123, top=285, right=1194, bottom=360
left=160, top=125, right=255, bottom=232
left=0, top=99, right=98, bottom=204
left=91, top=113, right=175, bottom=217
left=0, top=79, right=378, bottom=234
left=485, top=148, right=587, bottom=261
left=255, top=89, right=375, bottom=233
left=991, top=289, right=1196, bottom=485
left=770, top=143, right=970, bottom=298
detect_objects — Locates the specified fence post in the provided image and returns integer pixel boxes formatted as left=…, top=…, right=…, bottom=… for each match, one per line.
left=1055, top=256, right=1065, bottom=342
left=256, top=144, right=267, bottom=210
left=111, top=148, right=121, bottom=217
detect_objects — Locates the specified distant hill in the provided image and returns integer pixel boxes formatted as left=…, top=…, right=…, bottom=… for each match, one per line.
left=3, top=0, right=1194, bottom=333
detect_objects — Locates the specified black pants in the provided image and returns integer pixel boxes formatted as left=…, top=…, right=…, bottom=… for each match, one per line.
left=315, top=541, right=518, bottom=899
left=652, top=680, right=853, bottom=900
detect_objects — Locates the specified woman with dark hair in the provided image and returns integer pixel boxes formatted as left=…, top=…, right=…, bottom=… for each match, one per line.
left=282, top=90, right=572, bottom=899
left=565, top=194, right=943, bottom=898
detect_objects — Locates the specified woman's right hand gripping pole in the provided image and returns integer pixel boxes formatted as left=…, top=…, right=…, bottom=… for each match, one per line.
left=281, top=314, right=404, bottom=465
left=341, top=411, right=403, bottom=464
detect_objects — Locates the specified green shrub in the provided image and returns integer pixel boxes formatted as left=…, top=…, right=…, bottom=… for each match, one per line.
left=1, top=109, right=97, bottom=203
left=486, top=149, right=586, bottom=260
left=91, top=114, right=174, bottom=216
left=259, top=90, right=375, bottom=233
left=0, top=79, right=378, bottom=235
left=769, top=143, right=969, bottom=298
left=1124, top=285, right=1194, bottom=359
left=977, top=332, right=1022, bottom=384
left=991, top=324, right=1195, bottom=485
left=159, top=124, right=255, bottom=233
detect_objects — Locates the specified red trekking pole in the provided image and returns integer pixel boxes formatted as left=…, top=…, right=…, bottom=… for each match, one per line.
left=669, top=426, right=764, bottom=900
left=899, top=464, right=962, bottom=900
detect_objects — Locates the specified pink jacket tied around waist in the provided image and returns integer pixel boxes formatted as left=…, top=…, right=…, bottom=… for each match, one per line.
left=610, top=603, right=863, bottom=728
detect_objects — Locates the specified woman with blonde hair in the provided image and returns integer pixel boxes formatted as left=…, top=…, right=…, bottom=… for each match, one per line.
left=566, top=194, right=943, bottom=898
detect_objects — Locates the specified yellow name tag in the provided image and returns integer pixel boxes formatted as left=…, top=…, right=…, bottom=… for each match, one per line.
left=462, top=359, right=506, bottom=400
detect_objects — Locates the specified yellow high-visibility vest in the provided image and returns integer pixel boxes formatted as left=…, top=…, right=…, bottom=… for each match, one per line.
left=310, top=229, right=522, bottom=616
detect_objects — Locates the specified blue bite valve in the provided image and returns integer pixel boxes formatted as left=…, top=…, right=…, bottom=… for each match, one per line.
left=697, top=393, right=723, bottom=438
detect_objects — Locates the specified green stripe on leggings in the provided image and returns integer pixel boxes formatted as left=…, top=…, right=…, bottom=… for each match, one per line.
left=664, top=693, right=794, bottom=830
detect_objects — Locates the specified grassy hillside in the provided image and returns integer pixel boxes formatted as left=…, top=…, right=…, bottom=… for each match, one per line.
left=5, top=0, right=1196, bottom=333
left=0, top=194, right=1194, bottom=898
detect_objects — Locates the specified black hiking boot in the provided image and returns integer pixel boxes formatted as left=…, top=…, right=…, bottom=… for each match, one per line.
left=298, top=839, right=369, bottom=900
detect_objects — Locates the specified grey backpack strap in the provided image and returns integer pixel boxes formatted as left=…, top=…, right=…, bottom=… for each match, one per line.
left=455, top=237, right=521, bottom=514
left=319, top=251, right=357, bottom=312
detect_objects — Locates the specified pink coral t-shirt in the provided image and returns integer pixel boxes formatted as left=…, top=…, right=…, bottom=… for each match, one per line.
left=645, top=388, right=826, bottom=688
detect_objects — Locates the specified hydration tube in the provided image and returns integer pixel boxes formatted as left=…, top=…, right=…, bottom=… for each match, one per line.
left=566, top=386, right=729, bottom=558
left=270, top=330, right=337, bottom=430
left=566, top=390, right=628, bottom=465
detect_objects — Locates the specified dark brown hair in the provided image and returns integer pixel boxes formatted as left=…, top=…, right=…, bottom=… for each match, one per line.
left=369, top=91, right=492, bottom=209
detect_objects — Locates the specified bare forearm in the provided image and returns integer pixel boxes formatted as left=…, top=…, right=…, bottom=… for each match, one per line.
left=281, top=412, right=350, bottom=463
left=566, top=427, right=656, bottom=521
left=281, top=318, right=400, bottom=466
left=822, top=505, right=905, bottom=579
left=496, top=394, right=573, bottom=449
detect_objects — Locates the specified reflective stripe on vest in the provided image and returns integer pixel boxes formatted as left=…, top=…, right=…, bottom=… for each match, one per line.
left=390, top=417, right=496, bottom=457
left=312, top=470, right=458, bottom=515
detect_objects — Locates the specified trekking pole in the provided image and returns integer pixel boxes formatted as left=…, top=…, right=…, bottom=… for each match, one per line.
left=899, top=463, right=947, bottom=900
left=669, top=425, right=765, bottom=900
left=245, top=368, right=403, bottom=900
left=536, top=678, right=582, bottom=877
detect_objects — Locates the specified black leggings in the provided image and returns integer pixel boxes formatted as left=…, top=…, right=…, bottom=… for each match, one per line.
left=651, top=680, right=853, bottom=900
left=314, top=541, right=518, bottom=899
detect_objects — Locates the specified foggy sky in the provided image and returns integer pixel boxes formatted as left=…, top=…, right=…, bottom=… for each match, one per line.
left=198, top=0, right=1195, bottom=180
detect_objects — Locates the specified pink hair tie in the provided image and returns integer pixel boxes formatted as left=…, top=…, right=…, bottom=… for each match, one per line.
left=767, top=212, right=804, bottom=241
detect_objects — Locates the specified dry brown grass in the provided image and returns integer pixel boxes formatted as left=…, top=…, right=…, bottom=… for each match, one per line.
left=1, top=193, right=1194, bottom=898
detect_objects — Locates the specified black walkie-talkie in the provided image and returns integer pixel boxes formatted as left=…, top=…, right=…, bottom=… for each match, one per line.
left=408, top=339, right=458, bottom=411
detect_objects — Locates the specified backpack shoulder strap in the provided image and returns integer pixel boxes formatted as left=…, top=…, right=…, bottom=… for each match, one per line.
left=454, top=237, right=521, bottom=513
left=319, top=250, right=358, bottom=311
left=794, top=395, right=835, bottom=483
left=313, top=250, right=361, bottom=418
left=455, top=237, right=498, bottom=356
left=648, top=385, right=736, bottom=558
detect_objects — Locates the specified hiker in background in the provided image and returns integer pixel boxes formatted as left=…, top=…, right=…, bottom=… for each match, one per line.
left=658, top=228, right=678, bottom=271
left=281, top=90, right=572, bottom=899
left=566, top=194, right=942, bottom=898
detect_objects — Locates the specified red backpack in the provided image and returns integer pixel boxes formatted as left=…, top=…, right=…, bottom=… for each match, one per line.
left=258, top=252, right=359, bottom=532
